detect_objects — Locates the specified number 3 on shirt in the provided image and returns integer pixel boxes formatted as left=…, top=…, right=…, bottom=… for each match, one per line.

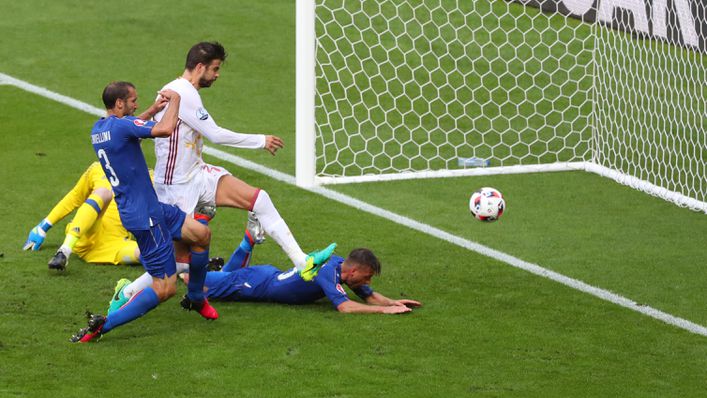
left=97, top=149, right=120, bottom=187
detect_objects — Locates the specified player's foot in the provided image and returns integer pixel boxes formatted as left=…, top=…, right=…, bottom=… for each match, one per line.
left=207, top=257, right=224, bottom=272
left=246, top=211, right=265, bottom=244
left=180, top=295, right=219, bottom=320
left=48, top=250, right=68, bottom=271
left=300, top=243, right=337, bottom=281
left=310, top=243, right=337, bottom=265
left=70, top=312, right=106, bottom=343
left=107, top=278, right=131, bottom=315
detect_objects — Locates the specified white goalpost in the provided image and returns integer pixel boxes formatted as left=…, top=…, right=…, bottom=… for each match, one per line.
left=296, top=0, right=707, bottom=213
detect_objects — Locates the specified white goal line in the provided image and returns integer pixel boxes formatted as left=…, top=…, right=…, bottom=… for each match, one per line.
left=2, top=71, right=704, bottom=337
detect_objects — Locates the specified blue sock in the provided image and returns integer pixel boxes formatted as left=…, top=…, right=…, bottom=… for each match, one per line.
left=222, top=233, right=253, bottom=272
left=102, top=287, right=159, bottom=334
left=187, top=250, right=209, bottom=302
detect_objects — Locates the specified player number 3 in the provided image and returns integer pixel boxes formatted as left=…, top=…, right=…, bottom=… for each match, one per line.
left=97, top=149, right=120, bottom=187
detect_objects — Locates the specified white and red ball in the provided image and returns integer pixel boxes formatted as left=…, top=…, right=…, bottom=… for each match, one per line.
left=469, top=187, right=505, bottom=222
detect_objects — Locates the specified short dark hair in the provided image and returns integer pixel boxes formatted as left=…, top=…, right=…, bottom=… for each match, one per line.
left=101, top=81, right=135, bottom=109
left=347, top=248, right=381, bottom=275
left=185, top=41, right=227, bottom=70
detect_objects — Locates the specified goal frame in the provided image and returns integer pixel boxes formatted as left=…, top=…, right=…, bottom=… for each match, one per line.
left=295, top=0, right=707, bottom=213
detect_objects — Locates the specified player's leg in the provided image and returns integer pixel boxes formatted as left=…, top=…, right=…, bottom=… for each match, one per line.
left=222, top=211, right=265, bottom=272
left=177, top=216, right=218, bottom=319
left=71, top=223, right=176, bottom=343
left=106, top=214, right=197, bottom=314
left=214, top=174, right=336, bottom=276
left=48, top=187, right=113, bottom=270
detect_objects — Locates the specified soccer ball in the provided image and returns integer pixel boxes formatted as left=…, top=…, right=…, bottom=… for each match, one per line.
left=469, top=187, right=505, bottom=222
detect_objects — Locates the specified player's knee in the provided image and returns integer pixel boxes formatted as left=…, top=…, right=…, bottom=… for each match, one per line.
left=93, top=187, right=113, bottom=205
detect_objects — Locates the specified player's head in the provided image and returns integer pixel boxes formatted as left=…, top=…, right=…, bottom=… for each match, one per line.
left=185, top=41, right=227, bottom=88
left=102, top=81, right=139, bottom=116
left=342, top=248, right=381, bottom=289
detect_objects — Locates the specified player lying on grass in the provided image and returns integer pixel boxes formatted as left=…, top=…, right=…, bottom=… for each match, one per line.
left=71, top=81, right=217, bottom=343
left=23, top=100, right=169, bottom=270
left=110, top=214, right=421, bottom=314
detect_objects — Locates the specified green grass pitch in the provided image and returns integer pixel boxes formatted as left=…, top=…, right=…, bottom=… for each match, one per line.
left=0, top=1, right=706, bottom=397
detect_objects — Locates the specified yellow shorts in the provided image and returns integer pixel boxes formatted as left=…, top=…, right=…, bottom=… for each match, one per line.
left=75, top=236, right=138, bottom=265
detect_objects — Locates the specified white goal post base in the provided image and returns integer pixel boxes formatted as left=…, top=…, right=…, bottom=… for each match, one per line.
left=314, top=162, right=586, bottom=185
left=583, top=163, right=707, bottom=213
left=315, top=162, right=707, bottom=214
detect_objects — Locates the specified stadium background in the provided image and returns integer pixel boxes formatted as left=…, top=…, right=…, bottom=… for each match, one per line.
left=0, top=1, right=705, bottom=396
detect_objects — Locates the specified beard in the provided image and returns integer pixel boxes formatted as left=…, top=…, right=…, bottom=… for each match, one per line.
left=199, top=77, right=216, bottom=88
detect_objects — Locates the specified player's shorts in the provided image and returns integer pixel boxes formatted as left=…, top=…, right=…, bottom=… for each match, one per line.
left=130, top=203, right=187, bottom=278
left=75, top=237, right=138, bottom=265
left=154, top=163, right=231, bottom=214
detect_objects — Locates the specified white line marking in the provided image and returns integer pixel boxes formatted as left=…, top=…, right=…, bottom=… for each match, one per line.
left=0, top=73, right=104, bottom=116
left=3, top=72, right=705, bottom=337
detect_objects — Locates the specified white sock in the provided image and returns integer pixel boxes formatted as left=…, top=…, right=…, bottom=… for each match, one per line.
left=176, top=262, right=189, bottom=274
left=124, top=262, right=190, bottom=299
left=59, top=245, right=72, bottom=257
left=252, top=190, right=307, bottom=269
left=124, top=272, right=152, bottom=299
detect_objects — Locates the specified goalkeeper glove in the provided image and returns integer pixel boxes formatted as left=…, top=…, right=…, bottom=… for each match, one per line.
left=22, top=219, right=52, bottom=251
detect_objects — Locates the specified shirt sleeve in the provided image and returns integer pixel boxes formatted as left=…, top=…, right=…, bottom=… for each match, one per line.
left=124, top=117, right=156, bottom=139
left=352, top=284, right=374, bottom=300
left=180, top=94, right=266, bottom=149
left=314, top=264, right=350, bottom=308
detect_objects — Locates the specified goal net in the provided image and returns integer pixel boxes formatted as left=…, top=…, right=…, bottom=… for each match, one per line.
left=296, top=0, right=707, bottom=213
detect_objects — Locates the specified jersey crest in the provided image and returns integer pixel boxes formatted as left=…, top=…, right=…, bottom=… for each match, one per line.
left=196, top=107, right=209, bottom=121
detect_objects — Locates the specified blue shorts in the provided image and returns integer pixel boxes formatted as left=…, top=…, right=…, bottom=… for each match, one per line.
left=131, top=203, right=186, bottom=278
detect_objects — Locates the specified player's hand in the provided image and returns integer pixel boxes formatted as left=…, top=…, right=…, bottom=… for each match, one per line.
left=22, top=226, right=46, bottom=251
left=158, top=89, right=180, bottom=101
left=383, top=305, right=412, bottom=314
left=149, top=96, right=170, bottom=114
left=394, top=299, right=422, bottom=308
left=264, top=135, right=284, bottom=155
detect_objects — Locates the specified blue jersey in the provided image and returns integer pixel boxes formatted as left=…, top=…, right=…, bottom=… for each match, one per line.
left=90, top=115, right=160, bottom=230
left=204, top=255, right=374, bottom=308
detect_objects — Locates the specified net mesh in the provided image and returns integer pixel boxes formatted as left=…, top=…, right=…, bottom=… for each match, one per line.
left=314, top=0, right=706, bottom=211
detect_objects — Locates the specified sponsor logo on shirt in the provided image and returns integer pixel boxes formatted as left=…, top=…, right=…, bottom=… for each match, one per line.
left=133, top=119, right=148, bottom=127
left=196, top=107, right=209, bottom=121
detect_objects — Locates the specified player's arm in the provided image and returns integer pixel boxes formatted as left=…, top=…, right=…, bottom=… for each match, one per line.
left=364, top=291, right=421, bottom=308
left=336, top=300, right=412, bottom=314
left=182, top=97, right=283, bottom=154
left=316, top=269, right=413, bottom=314
left=23, top=165, right=94, bottom=250
left=150, top=90, right=181, bottom=137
